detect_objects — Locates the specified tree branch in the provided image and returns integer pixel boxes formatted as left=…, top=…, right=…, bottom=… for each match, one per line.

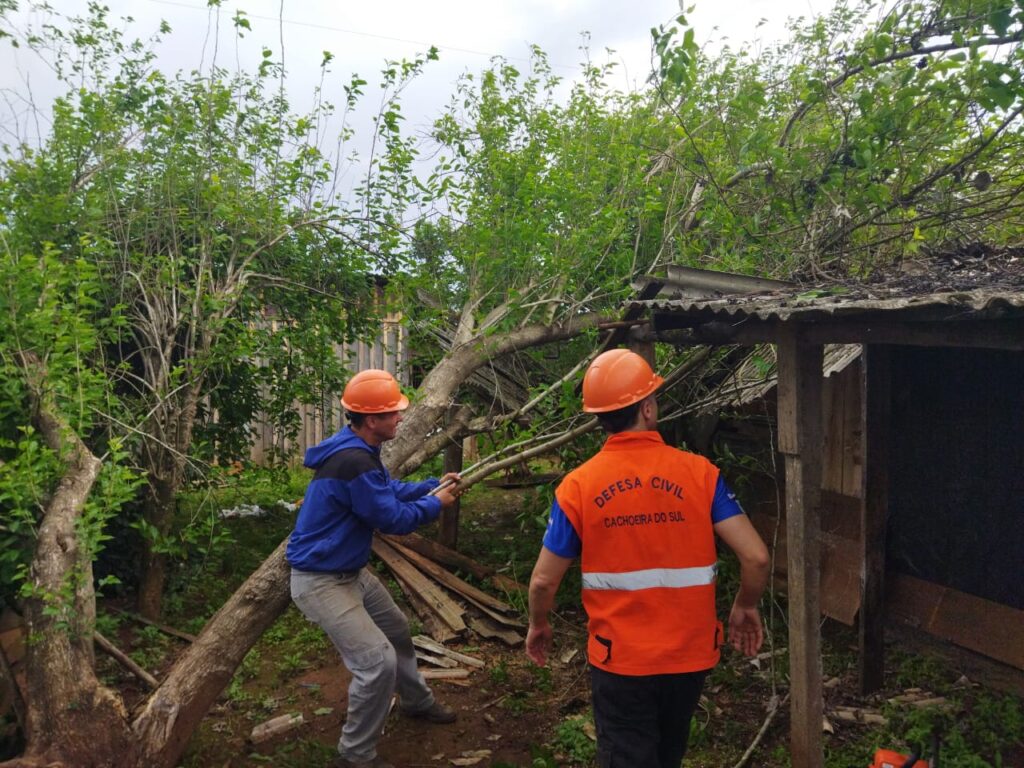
left=778, top=32, right=1024, bottom=148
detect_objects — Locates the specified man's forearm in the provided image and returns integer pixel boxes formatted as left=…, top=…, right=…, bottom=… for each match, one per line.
left=735, top=557, right=770, bottom=608
left=528, top=580, right=557, bottom=626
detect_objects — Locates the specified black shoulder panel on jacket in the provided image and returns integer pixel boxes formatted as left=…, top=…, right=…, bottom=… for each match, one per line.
left=314, top=447, right=383, bottom=482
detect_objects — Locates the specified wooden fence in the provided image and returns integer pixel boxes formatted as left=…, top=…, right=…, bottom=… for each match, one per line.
left=249, top=318, right=409, bottom=465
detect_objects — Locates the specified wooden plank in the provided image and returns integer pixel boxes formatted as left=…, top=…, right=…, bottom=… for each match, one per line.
left=842, top=365, right=863, bottom=498
left=371, top=538, right=466, bottom=635
left=387, top=539, right=515, bottom=616
left=654, top=319, right=1024, bottom=351
left=411, top=635, right=486, bottom=669
left=777, top=325, right=824, bottom=768
left=440, top=440, right=464, bottom=549
left=821, top=375, right=844, bottom=494
left=400, top=579, right=456, bottom=644
left=803, top=319, right=1024, bottom=351
left=419, top=667, right=472, bottom=680
left=820, top=534, right=860, bottom=626
left=859, top=344, right=890, bottom=694
left=415, top=650, right=459, bottom=668
left=749, top=509, right=860, bottom=626
left=888, top=574, right=1024, bottom=670
left=468, top=617, right=524, bottom=647
left=383, top=533, right=524, bottom=595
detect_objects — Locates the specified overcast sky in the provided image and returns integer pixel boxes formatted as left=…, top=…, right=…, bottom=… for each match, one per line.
left=1, top=0, right=836, bottom=190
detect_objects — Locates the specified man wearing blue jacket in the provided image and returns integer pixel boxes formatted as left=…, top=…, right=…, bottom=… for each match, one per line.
left=287, top=369, right=462, bottom=768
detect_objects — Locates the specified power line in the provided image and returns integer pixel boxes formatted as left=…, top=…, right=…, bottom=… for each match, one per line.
left=146, top=0, right=577, bottom=70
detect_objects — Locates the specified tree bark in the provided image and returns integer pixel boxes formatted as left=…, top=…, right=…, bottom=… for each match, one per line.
left=137, top=475, right=176, bottom=620
left=14, top=357, right=138, bottom=768
left=137, top=382, right=202, bottom=619
left=385, top=312, right=606, bottom=475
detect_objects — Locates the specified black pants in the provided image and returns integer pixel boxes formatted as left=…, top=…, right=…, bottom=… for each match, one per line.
left=590, top=665, right=708, bottom=768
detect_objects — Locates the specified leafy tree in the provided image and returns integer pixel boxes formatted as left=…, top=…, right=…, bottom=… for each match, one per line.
left=648, top=0, right=1024, bottom=276
left=0, top=3, right=383, bottom=617
left=0, top=243, right=141, bottom=763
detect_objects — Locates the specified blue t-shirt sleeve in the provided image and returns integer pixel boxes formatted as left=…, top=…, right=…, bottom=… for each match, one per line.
left=711, top=476, right=744, bottom=523
left=541, top=498, right=581, bottom=558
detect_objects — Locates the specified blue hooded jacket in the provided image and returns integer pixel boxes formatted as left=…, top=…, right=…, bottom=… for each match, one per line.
left=286, top=426, right=442, bottom=572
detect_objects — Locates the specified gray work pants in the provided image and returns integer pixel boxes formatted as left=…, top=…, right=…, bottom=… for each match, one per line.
left=290, top=568, right=434, bottom=762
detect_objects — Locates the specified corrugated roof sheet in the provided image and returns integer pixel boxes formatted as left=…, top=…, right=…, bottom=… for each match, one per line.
left=635, top=287, right=1024, bottom=324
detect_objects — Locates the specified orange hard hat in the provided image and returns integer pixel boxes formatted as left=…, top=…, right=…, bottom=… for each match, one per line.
left=582, top=349, right=664, bottom=413
left=341, top=369, right=410, bottom=413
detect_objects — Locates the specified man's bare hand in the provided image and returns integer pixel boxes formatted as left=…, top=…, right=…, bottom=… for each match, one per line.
left=727, top=601, right=764, bottom=657
left=435, top=485, right=460, bottom=507
left=525, top=622, right=553, bottom=666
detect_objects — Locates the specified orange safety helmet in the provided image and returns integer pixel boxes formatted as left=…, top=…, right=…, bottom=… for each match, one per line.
left=582, top=349, right=664, bottom=413
left=340, top=369, right=410, bottom=413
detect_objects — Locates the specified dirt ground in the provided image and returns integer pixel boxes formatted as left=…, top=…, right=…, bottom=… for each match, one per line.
left=242, top=642, right=589, bottom=767
left=131, top=487, right=1024, bottom=768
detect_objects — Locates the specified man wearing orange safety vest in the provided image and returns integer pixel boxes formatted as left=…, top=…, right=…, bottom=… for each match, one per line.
left=526, top=349, right=771, bottom=768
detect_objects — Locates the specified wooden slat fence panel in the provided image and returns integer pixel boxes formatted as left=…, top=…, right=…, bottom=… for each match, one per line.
left=248, top=321, right=408, bottom=466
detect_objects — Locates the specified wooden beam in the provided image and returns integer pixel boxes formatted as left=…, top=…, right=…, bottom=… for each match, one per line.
left=777, top=324, right=824, bottom=768
left=651, top=319, right=1024, bottom=351
left=802, top=320, right=1024, bottom=350
left=859, top=345, right=891, bottom=694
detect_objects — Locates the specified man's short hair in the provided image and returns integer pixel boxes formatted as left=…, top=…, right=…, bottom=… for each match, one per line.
left=595, top=401, right=642, bottom=434
left=345, top=410, right=367, bottom=428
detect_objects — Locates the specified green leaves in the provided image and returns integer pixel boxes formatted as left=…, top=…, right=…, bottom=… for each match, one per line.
left=652, top=15, right=698, bottom=90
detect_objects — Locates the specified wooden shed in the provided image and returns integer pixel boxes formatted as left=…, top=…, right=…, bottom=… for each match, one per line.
left=631, top=260, right=1024, bottom=768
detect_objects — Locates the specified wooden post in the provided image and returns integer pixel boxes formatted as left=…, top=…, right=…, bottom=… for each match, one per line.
left=627, top=326, right=655, bottom=367
left=859, top=345, right=891, bottom=693
left=439, top=440, right=463, bottom=549
left=777, top=324, right=824, bottom=768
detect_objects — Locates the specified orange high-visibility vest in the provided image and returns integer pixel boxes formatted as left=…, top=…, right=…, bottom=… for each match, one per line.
left=556, top=431, right=722, bottom=676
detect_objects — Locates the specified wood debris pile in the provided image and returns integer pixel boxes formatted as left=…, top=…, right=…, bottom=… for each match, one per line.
left=371, top=532, right=526, bottom=649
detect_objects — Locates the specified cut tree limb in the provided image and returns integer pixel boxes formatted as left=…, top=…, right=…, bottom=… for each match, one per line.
left=112, top=609, right=197, bottom=644
left=831, top=706, right=888, bottom=726
left=94, top=632, right=159, bottom=690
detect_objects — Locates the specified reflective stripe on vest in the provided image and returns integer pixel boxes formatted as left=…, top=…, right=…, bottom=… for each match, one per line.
left=581, top=563, right=717, bottom=591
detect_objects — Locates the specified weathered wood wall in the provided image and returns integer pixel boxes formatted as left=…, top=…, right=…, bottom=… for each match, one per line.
left=249, top=319, right=409, bottom=466
left=821, top=360, right=863, bottom=498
